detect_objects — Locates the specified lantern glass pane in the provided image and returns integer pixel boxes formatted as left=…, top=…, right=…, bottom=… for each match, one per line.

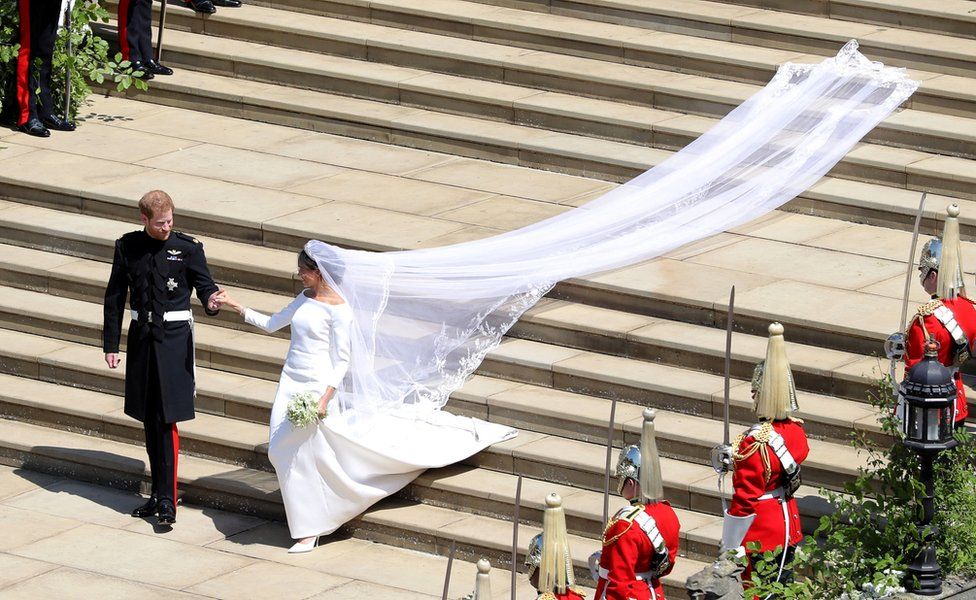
left=926, top=407, right=941, bottom=442
left=908, top=405, right=923, bottom=441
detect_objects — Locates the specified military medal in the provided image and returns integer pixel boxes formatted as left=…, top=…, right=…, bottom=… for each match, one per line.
left=167, top=278, right=178, bottom=291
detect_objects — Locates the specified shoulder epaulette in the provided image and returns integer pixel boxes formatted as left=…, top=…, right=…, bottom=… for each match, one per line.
left=173, top=231, right=202, bottom=245
left=916, top=298, right=944, bottom=317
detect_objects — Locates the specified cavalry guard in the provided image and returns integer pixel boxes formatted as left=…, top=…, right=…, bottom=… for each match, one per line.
left=525, top=493, right=587, bottom=600
left=722, top=323, right=809, bottom=591
left=901, top=204, right=976, bottom=428
left=592, top=409, right=680, bottom=600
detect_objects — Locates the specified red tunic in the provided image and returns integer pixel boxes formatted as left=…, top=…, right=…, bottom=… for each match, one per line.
left=728, top=420, right=809, bottom=554
left=905, top=296, right=976, bottom=424
left=538, top=591, right=586, bottom=600
left=594, top=501, right=680, bottom=600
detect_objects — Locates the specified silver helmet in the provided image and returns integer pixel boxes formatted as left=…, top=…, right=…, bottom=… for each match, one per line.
left=615, top=444, right=641, bottom=495
left=524, top=533, right=543, bottom=577
left=919, top=237, right=942, bottom=280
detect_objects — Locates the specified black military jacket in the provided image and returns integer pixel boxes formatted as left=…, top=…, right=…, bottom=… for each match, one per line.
left=103, top=230, right=219, bottom=423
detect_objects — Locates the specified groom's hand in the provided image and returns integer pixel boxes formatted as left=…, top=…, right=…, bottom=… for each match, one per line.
left=207, top=290, right=226, bottom=311
left=105, top=353, right=121, bottom=369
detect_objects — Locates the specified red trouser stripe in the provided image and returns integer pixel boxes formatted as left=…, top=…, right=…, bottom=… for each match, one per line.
left=16, top=0, right=31, bottom=126
left=171, top=423, right=179, bottom=509
left=118, top=0, right=131, bottom=60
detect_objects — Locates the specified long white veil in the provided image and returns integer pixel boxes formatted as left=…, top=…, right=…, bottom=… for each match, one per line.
left=301, top=41, right=917, bottom=531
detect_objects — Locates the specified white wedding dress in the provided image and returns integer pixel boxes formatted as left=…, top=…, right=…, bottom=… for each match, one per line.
left=246, top=291, right=517, bottom=538
left=245, top=292, right=357, bottom=538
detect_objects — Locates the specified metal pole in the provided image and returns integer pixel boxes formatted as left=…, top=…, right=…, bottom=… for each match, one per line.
left=154, top=0, right=169, bottom=62
left=510, top=474, right=522, bottom=600
left=63, top=2, right=72, bottom=121
left=441, top=540, right=456, bottom=600
left=601, top=396, right=618, bottom=527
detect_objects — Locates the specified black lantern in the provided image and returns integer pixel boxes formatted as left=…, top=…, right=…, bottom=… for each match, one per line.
left=899, top=344, right=958, bottom=451
left=898, top=341, right=958, bottom=596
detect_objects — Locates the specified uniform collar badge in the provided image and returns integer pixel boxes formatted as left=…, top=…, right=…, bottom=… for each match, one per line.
left=168, top=249, right=182, bottom=255
left=167, top=278, right=178, bottom=291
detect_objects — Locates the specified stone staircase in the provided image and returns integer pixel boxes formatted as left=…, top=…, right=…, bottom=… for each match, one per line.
left=0, top=0, right=974, bottom=596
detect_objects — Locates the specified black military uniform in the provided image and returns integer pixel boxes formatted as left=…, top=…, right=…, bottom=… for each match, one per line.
left=103, top=229, right=219, bottom=523
left=2, top=0, right=75, bottom=136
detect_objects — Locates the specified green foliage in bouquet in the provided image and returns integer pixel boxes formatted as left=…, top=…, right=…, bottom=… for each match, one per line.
left=743, top=373, right=976, bottom=599
left=287, top=391, right=323, bottom=428
left=0, top=1, right=148, bottom=121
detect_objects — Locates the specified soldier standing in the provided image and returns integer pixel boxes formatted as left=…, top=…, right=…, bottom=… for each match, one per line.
left=721, top=323, right=809, bottom=591
left=593, top=409, right=680, bottom=600
left=525, top=493, right=587, bottom=600
left=103, top=191, right=221, bottom=526
left=2, top=0, right=76, bottom=136
left=903, top=204, right=975, bottom=428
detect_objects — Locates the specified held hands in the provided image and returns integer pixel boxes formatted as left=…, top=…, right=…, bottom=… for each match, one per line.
left=105, top=353, right=121, bottom=369
left=208, top=289, right=227, bottom=312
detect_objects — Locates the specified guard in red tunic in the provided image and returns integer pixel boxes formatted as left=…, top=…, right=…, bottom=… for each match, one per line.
left=592, top=409, right=680, bottom=600
left=902, top=204, right=975, bottom=428
left=1, top=0, right=76, bottom=136
left=525, top=493, right=587, bottom=600
left=722, top=322, right=810, bottom=592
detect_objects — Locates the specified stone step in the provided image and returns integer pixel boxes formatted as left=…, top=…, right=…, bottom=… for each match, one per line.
left=0, top=242, right=884, bottom=403
left=463, top=0, right=976, bottom=72
left=0, top=417, right=701, bottom=593
left=308, top=0, right=976, bottom=79
left=0, top=371, right=727, bottom=561
left=0, top=284, right=894, bottom=443
left=0, top=183, right=964, bottom=358
left=118, top=2, right=976, bottom=155
left=131, top=25, right=976, bottom=200
left=689, top=0, right=976, bottom=41
left=0, top=326, right=866, bottom=494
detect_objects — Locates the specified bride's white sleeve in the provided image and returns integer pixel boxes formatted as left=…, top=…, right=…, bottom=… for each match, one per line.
left=244, top=294, right=303, bottom=333
left=327, top=307, right=353, bottom=389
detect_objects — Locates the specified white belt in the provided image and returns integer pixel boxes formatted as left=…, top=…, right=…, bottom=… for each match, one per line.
left=129, top=309, right=197, bottom=397
left=758, top=487, right=785, bottom=501
left=130, top=309, right=192, bottom=323
left=596, top=568, right=658, bottom=591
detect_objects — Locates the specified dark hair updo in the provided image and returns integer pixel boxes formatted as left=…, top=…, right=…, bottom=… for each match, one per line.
left=298, top=247, right=345, bottom=284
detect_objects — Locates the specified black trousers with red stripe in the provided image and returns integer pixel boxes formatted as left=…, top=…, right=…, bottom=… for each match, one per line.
left=145, top=345, right=180, bottom=508
left=118, top=0, right=154, bottom=64
left=7, top=0, right=60, bottom=126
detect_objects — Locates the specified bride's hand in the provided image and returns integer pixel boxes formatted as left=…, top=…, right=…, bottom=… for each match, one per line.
left=317, top=395, right=328, bottom=419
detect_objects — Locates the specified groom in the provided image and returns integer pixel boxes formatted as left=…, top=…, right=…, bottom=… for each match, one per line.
left=103, top=191, right=222, bottom=526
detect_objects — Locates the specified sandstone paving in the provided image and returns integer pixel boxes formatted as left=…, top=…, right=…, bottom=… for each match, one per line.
left=0, top=143, right=43, bottom=164
left=2, top=121, right=202, bottom=164
left=434, top=195, right=571, bottom=230
left=0, top=504, right=83, bottom=552
left=11, top=523, right=256, bottom=588
left=138, top=143, right=348, bottom=191
left=0, top=464, right=61, bottom=502
left=185, top=561, right=350, bottom=600
left=0, top=566, right=206, bottom=599
left=0, top=149, right=149, bottom=195
left=0, top=553, right=59, bottom=591
left=4, top=479, right=155, bottom=529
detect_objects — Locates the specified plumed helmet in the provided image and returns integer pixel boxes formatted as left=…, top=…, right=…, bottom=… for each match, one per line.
left=919, top=237, right=942, bottom=275
left=754, top=323, right=799, bottom=420
left=524, top=533, right=543, bottom=577
left=536, top=493, right=576, bottom=595
left=613, top=409, right=664, bottom=502
left=936, top=204, right=966, bottom=299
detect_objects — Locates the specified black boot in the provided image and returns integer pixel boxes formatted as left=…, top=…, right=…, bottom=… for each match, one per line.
left=145, top=60, right=174, bottom=76
left=212, top=0, right=242, bottom=6
left=19, top=117, right=50, bottom=137
left=130, top=61, right=155, bottom=80
left=184, top=0, right=216, bottom=13
left=131, top=495, right=160, bottom=518
left=156, top=499, right=176, bottom=525
left=40, top=113, right=76, bottom=132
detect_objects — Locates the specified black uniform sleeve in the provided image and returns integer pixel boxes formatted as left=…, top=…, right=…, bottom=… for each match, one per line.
left=103, top=239, right=129, bottom=353
left=186, top=241, right=220, bottom=316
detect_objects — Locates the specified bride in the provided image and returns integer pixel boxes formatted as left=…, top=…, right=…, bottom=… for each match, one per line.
left=216, top=248, right=353, bottom=553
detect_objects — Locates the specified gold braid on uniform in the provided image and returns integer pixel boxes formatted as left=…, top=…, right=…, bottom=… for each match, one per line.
left=732, top=421, right=775, bottom=486
left=912, top=299, right=943, bottom=342
left=602, top=504, right=642, bottom=547
left=537, top=593, right=557, bottom=600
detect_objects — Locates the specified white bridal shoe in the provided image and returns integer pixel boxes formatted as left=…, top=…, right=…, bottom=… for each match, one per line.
left=287, top=536, right=320, bottom=553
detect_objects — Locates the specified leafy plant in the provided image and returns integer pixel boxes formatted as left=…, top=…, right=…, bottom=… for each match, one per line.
left=1, top=0, right=148, bottom=121
left=743, top=373, right=976, bottom=599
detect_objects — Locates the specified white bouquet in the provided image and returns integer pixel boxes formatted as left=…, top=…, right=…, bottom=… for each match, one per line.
left=287, top=391, right=323, bottom=428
